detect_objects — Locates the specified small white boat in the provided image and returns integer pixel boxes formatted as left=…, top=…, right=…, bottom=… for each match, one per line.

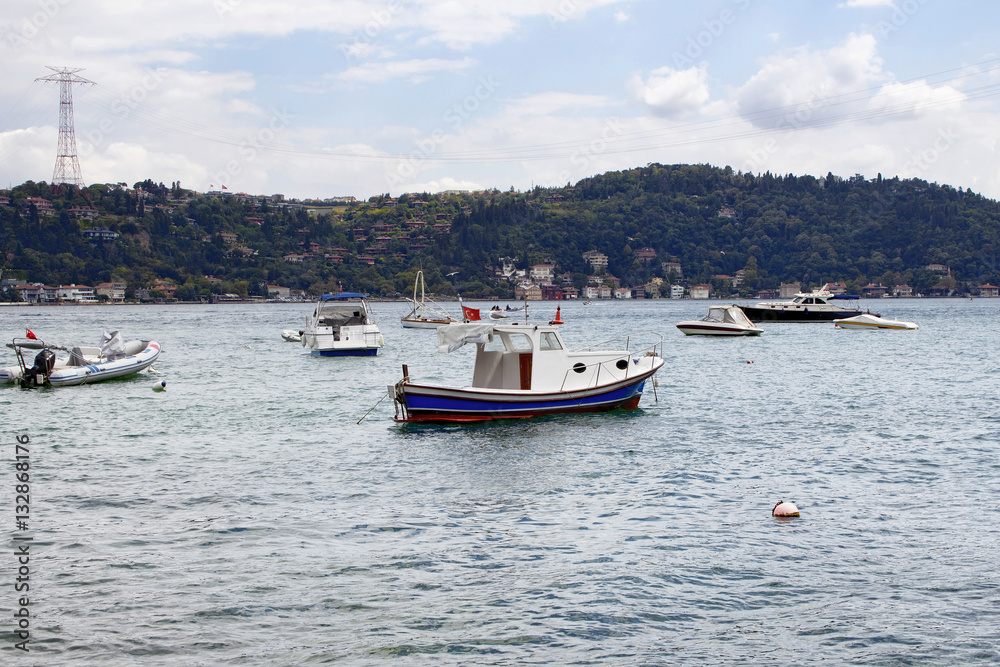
left=401, top=271, right=461, bottom=329
left=281, top=329, right=302, bottom=342
left=2, top=331, right=160, bottom=388
left=389, top=322, right=664, bottom=422
left=834, top=313, right=918, bottom=330
left=676, top=305, right=763, bottom=336
left=301, top=292, right=384, bottom=356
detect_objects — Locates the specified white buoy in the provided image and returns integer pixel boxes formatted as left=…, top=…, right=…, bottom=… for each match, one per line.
left=772, top=500, right=799, bottom=517
left=152, top=380, right=166, bottom=392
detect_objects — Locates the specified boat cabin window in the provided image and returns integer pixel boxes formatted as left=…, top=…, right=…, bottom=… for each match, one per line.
left=539, top=332, right=562, bottom=351
left=803, top=298, right=814, bottom=304
left=507, top=333, right=533, bottom=352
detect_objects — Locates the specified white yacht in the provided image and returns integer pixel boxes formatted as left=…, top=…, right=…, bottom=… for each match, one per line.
left=301, top=292, right=384, bottom=356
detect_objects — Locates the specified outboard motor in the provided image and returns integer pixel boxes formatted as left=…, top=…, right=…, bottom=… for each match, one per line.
left=21, top=349, right=55, bottom=388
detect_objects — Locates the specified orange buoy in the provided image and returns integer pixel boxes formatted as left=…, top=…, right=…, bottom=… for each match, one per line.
left=549, top=305, right=564, bottom=325
left=772, top=500, right=799, bottom=517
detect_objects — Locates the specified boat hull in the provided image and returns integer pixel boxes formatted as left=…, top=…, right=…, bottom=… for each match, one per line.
left=2, top=341, right=161, bottom=386
left=740, top=306, right=862, bottom=323
left=676, top=323, right=761, bottom=336
left=400, top=317, right=457, bottom=329
left=311, top=347, right=379, bottom=357
left=392, top=368, right=657, bottom=423
left=835, top=315, right=918, bottom=330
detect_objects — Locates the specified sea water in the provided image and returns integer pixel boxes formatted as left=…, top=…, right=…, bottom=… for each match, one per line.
left=1, top=298, right=998, bottom=664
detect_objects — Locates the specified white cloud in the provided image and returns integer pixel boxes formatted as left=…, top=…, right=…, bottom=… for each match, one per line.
left=614, top=10, right=630, bottom=22
left=629, top=65, right=712, bottom=118
left=838, top=0, right=894, bottom=7
left=868, top=81, right=965, bottom=118
left=735, top=33, right=885, bottom=128
left=335, top=57, right=477, bottom=84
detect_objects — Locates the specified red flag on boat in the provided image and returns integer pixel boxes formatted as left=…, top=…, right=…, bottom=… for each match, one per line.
left=25, top=328, right=37, bottom=339
left=462, top=305, right=481, bottom=321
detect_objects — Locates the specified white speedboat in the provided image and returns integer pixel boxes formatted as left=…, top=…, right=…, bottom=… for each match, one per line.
left=301, top=292, right=384, bottom=356
left=2, top=331, right=160, bottom=388
left=389, top=322, right=664, bottom=422
left=676, top=305, right=763, bottom=336
left=400, top=271, right=461, bottom=329
left=280, top=329, right=302, bottom=342
left=834, top=313, right=918, bottom=330
left=741, top=288, right=868, bottom=322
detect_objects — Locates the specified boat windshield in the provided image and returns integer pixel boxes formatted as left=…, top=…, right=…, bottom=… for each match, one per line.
left=703, top=307, right=753, bottom=326
left=317, top=302, right=368, bottom=325
left=539, top=331, right=562, bottom=351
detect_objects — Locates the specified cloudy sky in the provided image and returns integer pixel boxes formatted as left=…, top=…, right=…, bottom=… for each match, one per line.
left=2, top=0, right=1000, bottom=200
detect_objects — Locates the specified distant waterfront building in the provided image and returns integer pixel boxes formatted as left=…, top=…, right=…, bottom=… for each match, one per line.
left=635, top=247, right=657, bottom=263
left=978, top=284, right=999, bottom=297
left=95, top=282, right=126, bottom=303
left=614, top=287, right=632, bottom=299
left=662, top=262, right=683, bottom=279
left=670, top=285, right=684, bottom=299
left=514, top=283, right=542, bottom=300
left=779, top=282, right=801, bottom=298
left=82, top=227, right=119, bottom=241
left=926, top=263, right=950, bottom=276
left=690, top=284, right=711, bottom=299
left=821, top=282, right=847, bottom=294
left=529, top=263, right=556, bottom=285
left=893, top=284, right=913, bottom=297
left=267, top=285, right=291, bottom=299
left=862, top=283, right=888, bottom=298
left=67, top=206, right=98, bottom=220
left=582, top=250, right=608, bottom=272
left=56, top=284, right=98, bottom=303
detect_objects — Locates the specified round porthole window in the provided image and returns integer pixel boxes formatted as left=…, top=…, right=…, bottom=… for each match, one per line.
left=616, top=359, right=629, bottom=370
left=572, top=362, right=586, bottom=373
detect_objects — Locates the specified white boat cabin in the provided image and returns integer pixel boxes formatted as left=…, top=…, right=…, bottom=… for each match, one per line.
left=439, top=323, right=659, bottom=393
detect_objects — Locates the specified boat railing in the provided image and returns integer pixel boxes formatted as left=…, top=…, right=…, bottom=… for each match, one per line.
left=572, top=331, right=663, bottom=358
left=559, top=332, right=664, bottom=392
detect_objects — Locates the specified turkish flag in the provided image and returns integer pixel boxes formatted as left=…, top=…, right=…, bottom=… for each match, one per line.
left=462, top=305, right=480, bottom=321
left=26, top=328, right=37, bottom=339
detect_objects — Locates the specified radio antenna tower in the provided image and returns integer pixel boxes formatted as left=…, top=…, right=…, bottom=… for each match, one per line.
left=36, top=66, right=95, bottom=187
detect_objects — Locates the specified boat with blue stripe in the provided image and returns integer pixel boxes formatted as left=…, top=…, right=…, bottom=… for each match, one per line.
left=390, top=322, right=663, bottom=423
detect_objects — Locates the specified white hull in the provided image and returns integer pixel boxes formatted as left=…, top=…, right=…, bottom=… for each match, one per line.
left=676, top=323, right=761, bottom=336
left=677, top=305, right=763, bottom=336
left=301, top=292, right=384, bottom=356
left=835, top=314, right=918, bottom=330
left=401, top=317, right=459, bottom=329
left=2, top=340, right=160, bottom=386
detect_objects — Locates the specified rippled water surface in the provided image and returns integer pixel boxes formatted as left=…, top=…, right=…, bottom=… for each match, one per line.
left=2, top=298, right=999, bottom=665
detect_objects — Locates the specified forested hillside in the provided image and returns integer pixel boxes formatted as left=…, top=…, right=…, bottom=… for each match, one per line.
left=2, top=164, right=999, bottom=300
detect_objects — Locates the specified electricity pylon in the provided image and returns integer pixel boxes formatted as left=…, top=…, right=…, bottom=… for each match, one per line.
left=36, top=66, right=95, bottom=187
